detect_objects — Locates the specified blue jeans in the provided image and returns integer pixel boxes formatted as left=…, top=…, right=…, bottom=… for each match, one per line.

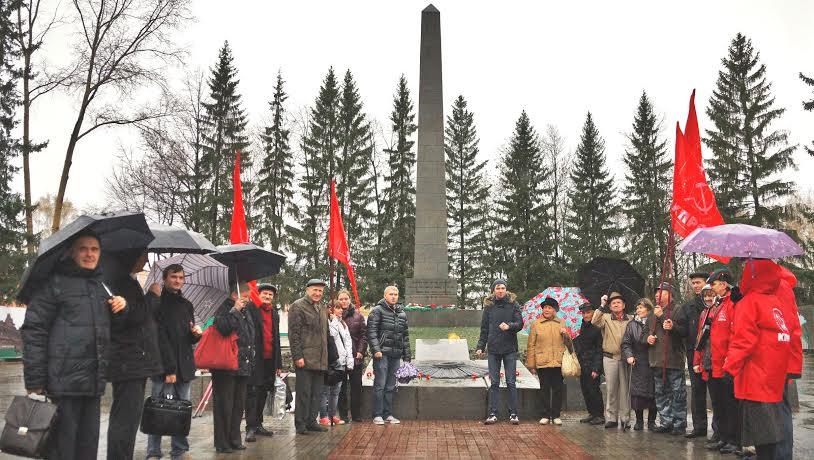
left=372, top=355, right=400, bottom=418
left=319, top=376, right=344, bottom=418
left=145, top=379, right=191, bottom=459
left=654, top=368, right=687, bottom=428
left=487, top=352, right=517, bottom=415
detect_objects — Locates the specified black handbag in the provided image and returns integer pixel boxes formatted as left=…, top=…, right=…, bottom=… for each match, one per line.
left=140, top=384, right=192, bottom=437
left=0, top=395, right=58, bottom=459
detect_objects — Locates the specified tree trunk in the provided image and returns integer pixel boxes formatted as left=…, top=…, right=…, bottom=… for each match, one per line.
left=22, top=51, right=33, bottom=252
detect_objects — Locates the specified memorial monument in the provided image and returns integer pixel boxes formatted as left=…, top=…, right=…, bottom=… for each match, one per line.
left=406, top=4, right=459, bottom=306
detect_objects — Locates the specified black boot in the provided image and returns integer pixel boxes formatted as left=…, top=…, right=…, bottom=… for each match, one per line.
left=245, top=428, right=256, bottom=443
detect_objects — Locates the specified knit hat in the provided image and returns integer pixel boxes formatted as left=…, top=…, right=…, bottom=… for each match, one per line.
left=706, top=269, right=733, bottom=285
left=490, top=278, right=507, bottom=292
left=540, top=297, right=559, bottom=312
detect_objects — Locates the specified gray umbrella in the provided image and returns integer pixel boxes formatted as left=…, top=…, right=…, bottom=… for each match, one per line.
left=147, top=224, right=217, bottom=254
left=17, top=212, right=153, bottom=304
left=144, top=253, right=229, bottom=323
left=210, top=243, right=287, bottom=282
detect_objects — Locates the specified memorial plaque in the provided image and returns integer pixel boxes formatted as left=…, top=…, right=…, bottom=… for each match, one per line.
left=415, top=338, right=470, bottom=362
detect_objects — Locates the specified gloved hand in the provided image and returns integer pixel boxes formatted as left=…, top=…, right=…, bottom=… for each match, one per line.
left=730, top=286, right=743, bottom=303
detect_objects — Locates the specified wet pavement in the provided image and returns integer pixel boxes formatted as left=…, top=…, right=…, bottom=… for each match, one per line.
left=0, top=355, right=812, bottom=459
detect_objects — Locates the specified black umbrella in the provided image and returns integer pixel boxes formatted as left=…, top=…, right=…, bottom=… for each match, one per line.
left=577, top=257, right=645, bottom=310
left=210, top=243, right=286, bottom=283
left=147, top=224, right=217, bottom=254
left=17, top=212, right=153, bottom=303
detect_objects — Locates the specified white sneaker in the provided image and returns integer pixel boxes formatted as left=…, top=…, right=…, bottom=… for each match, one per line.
left=539, top=417, right=549, bottom=425
left=386, top=416, right=401, bottom=424
left=373, top=416, right=385, bottom=425
left=552, top=418, right=562, bottom=426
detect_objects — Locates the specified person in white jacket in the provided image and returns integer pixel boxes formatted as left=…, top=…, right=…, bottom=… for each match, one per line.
left=319, top=302, right=355, bottom=425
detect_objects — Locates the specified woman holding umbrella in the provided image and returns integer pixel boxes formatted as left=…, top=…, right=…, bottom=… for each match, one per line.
left=211, top=282, right=256, bottom=453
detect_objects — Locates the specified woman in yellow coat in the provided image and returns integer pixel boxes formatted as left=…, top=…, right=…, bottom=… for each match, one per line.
left=527, top=297, right=569, bottom=426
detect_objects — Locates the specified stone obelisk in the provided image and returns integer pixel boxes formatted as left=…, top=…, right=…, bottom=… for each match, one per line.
left=406, top=4, right=458, bottom=306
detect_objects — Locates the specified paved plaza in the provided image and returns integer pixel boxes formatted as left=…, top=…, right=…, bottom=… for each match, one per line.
left=0, top=358, right=812, bottom=459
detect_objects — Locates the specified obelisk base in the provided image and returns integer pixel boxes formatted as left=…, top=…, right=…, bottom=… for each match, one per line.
left=406, top=277, right=458, bottom=306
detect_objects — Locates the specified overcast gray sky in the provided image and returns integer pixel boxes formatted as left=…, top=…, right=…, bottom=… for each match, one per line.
left=12, top=0, right=814, bottom=214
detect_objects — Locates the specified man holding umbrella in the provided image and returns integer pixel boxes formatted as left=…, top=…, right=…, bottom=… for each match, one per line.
left=591, top=291, right=633, bottom=429
left=289, top=279, right=329, bottom=435
left=21, top=232, right=127, bottom=460
left=245, top=283, right=282, bottom=442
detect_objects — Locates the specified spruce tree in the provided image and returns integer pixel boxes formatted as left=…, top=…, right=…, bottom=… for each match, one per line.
left=255, top=71, right=295, bottom=251
left=337, top=70, right=374, bottom=283
left=563, top=112, right=622, bottom=267
left=704, top=33, right=796, bottom=227
left=445, top=95, right=489, bottom=306
left=0, top=0, right=27, bottom=301
left=494, top=111, right=552, bottom=297
left=801, top=72, right=814, bottom=156
left=290, top=67, right=341, bottom=275
left=622, top=92, right=672, bottom=286
left=200, top=41, right=251, bottom=244
left=381, top=75, right=417, bottom=287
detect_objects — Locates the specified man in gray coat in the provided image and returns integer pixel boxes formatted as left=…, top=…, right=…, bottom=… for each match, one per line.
left=288, top=279, right=329, bottom=435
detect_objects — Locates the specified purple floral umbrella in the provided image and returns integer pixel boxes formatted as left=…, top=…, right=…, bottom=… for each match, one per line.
left=679, top=224, right=804, bottom=259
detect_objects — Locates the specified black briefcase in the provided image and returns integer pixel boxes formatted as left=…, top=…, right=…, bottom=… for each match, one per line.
left=0, top=395, right=58, bottom=459
left=140, top=386, right=192, bottom=437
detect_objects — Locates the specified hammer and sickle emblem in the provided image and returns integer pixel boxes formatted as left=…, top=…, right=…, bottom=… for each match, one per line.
left=685, top=182, right=715, bottom=214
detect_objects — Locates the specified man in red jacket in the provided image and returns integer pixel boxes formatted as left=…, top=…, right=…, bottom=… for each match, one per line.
left=694, top=270, right=738, bottom=454
left=723, top=259, right=792, bottom=460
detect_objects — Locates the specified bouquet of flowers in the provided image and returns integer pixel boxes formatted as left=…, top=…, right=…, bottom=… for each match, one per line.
left=395, top=362, right=419, bottom=384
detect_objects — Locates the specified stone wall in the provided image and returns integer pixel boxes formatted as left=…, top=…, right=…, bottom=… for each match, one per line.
left=406, top=309, right=483, bottom=327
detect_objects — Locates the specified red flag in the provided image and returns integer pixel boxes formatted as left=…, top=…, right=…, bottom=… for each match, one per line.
left=670, top=92, right=729, bottom=263
left=328, top=180, right=361, bottom=306
left=230, top=150, right=261, bottom=305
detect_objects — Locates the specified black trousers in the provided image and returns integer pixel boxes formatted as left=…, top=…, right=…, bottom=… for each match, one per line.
left=578, top=372, right=604, bottom=418
left=107, top=378, right=146, bottom=460
left=337, top=364, right=364, bottom=421
left=686, top=354, right=708, bottom=432
left=294, top=369, right=323, bottom=431
left=708, top=376, right=737, bottom=445
left=48, top=395, right=101, bottom=460
left=211, top=373, right=248, bottom=449
left=246, top=360, right=277, bottom=431
left=536, top=367, right=564, bottom=419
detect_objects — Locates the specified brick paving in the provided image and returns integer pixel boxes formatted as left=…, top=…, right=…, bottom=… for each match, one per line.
left=327, top=420, right=591, bottom=460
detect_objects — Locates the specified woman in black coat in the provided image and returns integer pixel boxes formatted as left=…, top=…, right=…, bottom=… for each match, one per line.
left=211, top=288, right=256, bottom=453
left=621, top=298, right=657, bottom=431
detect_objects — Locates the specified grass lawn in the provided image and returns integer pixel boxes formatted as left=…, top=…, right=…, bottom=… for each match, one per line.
left=409, top=326, right=528, bottom=359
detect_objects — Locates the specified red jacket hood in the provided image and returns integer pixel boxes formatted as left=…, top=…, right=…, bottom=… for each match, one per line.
left=740, top=259, right=782, bottom=295
left=778, top=265, right=797, bottom=288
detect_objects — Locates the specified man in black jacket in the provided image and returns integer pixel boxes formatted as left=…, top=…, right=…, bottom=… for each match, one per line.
left=146, top=264, right=202, bottom=460
left=105, top=250, right=163, bottom=460
left=574, top=303, right=605, bottom=425
left=476, top=279, right=523, bottom=425
left=21, top=232, right=127, bottom=460
left=367, top=285, right=410, bottom=425
left=674, top=270, right=712, bottom=439
left=245, top=284, right=282, bottom=442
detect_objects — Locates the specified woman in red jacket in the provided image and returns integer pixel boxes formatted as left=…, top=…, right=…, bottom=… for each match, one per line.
left=723, top=259, right=792, bottom=460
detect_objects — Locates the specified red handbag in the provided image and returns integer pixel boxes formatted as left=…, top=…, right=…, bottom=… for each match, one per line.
left=194, top=326, right=239, bottom=371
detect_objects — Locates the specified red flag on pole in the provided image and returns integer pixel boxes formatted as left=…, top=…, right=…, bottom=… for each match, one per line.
left=328, top=180, right=361, bottom=306
left=230, top=150, right=261, bottom=305
left=670, top=91, right=729, bottom=263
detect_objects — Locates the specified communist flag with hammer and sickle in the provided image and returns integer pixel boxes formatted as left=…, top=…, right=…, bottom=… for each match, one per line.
left=670, top=90, right=729, bottom=263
